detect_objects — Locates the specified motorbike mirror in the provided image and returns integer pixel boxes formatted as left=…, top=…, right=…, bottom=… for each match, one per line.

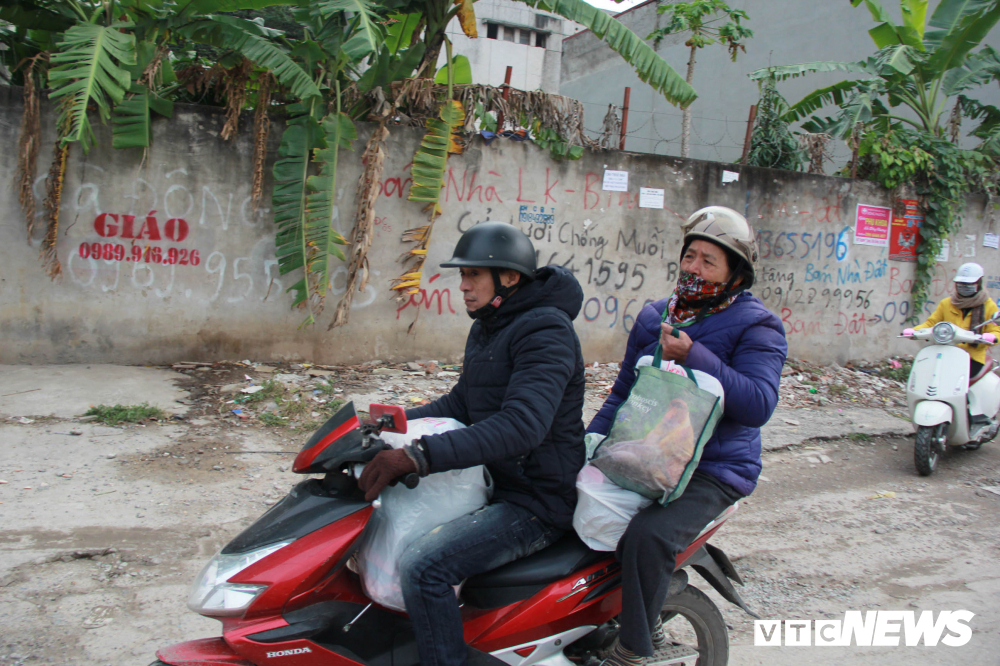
left=370, top=404, right=407, bottom=434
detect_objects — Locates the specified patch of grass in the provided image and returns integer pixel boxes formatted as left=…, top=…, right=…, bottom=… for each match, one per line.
left=315, top=380, right=337, bottom=395
left=258, top=412, right=287, bottom=427
left=829, top=383, right=849, bottom=396
left=243, top=379, right=284, bottom=404
left=320, top=398, right=345, bottom=415
left=878, top=359, right=912, bottom=382
left=280, top=395, right=311, bottom=419
left=84, top=403, right=167, bottom=425
left=847, top=432, right=872, bottom=442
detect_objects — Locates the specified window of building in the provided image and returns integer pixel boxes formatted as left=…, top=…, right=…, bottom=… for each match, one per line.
left=519, top=29, right=531, bottom=45
left=486, top=22, right=498, bottom=39
left=503, top=26, right=515, bottom=41
left=535, top=32, right=547, bottom=48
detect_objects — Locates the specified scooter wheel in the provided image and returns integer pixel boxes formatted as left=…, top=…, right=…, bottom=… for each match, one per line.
left=914, top=424, right=943, bottom=476
left=657, top=585, right=729, bottom=666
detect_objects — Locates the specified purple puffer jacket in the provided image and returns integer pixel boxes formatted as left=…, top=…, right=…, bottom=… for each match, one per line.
left=588, top=292, right=787, bottom=496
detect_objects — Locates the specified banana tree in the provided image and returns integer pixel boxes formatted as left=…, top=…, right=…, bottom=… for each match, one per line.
left=750, top=0, right=1000, bottom=141
left=750, top=0, right=1000, bottom=323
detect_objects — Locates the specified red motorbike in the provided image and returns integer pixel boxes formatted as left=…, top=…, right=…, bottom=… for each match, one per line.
left=153, top=403, right=756, bottom=666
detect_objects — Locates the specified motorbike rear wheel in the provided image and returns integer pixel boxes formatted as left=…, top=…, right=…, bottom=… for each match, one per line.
left=914, top=423, right=945, bottom=476
left=655, top=585, right=729, bottom=666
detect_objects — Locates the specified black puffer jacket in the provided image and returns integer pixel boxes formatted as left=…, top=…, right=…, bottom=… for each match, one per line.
left=405, top=266, right=586, bottom=530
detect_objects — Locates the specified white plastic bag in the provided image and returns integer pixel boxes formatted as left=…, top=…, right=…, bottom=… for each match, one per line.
left=573, top=463, right=653, bottom=551
left=357, top=417, right=491, bottom=611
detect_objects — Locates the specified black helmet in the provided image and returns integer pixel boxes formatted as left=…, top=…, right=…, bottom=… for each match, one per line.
left=440, top=222, right=536, bottom=278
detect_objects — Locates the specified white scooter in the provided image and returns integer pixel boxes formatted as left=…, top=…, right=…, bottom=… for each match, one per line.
left=901, top=316, right=1000, bottom=475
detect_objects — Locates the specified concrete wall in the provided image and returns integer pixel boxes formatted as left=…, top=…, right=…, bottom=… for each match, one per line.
left=3, top=88, right=1000, bottom=366
left=560, top=0, right=1000, bottom=166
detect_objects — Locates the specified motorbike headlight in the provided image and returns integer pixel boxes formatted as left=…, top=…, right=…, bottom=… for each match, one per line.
left=932, top=322, right=956, bottom=345
left=187, top=540, right=291, bottom=617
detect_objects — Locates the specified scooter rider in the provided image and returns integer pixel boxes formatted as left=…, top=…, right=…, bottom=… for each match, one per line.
left=358, top=222, right=587, bottom=666
left=907, top=262, right=1000, bottom=379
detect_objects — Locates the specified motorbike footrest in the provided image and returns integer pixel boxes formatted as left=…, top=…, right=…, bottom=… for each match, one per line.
left=647, top=643, right=699, bottom=666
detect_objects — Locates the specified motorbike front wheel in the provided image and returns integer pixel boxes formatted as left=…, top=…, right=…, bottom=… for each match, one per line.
left=656, top=585, right=729, bottom=666
left=914, top=423, right=946, bottom=476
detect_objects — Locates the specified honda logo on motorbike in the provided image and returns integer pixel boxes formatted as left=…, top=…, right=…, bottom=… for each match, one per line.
left=754, top=611, right=974, bottom=647
left=266, top=647, right=313, bottom=658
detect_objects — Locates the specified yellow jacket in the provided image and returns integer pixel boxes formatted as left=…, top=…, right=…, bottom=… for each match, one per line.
left=914, top=296, right=1000, bottom=364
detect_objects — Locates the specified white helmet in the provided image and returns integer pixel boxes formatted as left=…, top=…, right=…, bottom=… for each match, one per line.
left=954, top=263, right=984, bottom=283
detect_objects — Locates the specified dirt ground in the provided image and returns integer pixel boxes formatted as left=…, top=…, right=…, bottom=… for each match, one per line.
left=0, top=363, right=998, bottom=666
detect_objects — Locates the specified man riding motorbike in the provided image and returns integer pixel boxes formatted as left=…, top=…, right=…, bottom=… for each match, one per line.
left=358, top=222, right=587, bottom=666
left=908, top=262, right=1000, bottom=379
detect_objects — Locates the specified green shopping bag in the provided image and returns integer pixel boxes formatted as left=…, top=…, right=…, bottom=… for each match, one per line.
left=592, top=329, right=723, bottom=505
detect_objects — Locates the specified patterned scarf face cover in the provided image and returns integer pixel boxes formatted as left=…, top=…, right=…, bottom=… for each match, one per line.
left=667, top=271, right=739, bottom=325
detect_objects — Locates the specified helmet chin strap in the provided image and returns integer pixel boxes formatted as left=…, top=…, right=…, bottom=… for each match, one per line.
left=467, top=268, right=517, bottom=320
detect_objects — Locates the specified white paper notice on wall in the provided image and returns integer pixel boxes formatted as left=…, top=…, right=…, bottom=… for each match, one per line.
left=602, top=170, right=629, bottom=192
left=965, top=234, right=977, bottom=257
left=722, top=170, right=740, bottom=184
left=984, top=233, right=1000, bottom=249
left=936, top=239, right=950, bottom=262
left=639, top=187, right=664, bottom=209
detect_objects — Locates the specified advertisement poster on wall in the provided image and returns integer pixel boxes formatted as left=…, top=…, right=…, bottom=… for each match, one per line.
left=854, top=204, right=892, bottom=246
left=889, top=198, right=922, bottom=262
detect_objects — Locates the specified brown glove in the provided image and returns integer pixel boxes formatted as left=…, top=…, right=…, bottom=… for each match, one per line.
left=357, top=448, right=418, bottom=502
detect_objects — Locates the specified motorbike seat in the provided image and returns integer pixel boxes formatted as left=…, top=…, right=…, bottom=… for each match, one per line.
left=971, top=356, right=996, bottom=385
left=462, top=534, right=608, bottom=609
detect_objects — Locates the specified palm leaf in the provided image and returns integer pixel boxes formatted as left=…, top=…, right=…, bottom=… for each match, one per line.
left=317, top=0, right=384, bottom=59
left=112, top=83, right=174, bottom=149
left=48, top=22, right=136, bottom=152
left=408, top=100, right=464, bottom=208
left=515, top=0, right=696, bottom=108
left=188, top=17, right=322, bottom=101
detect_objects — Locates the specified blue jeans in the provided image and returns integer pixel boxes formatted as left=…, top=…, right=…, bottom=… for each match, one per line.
left=399, top=501, right=560, bottom=666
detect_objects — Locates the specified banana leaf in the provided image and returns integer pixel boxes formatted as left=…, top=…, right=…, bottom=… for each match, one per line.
left=455, top=0, right=478, bottom=39
left=186, top=16, right=322, bottom=101
left=782, top=80, right=864, bottom=124
left=385, top=13, right=421, bottom=53
left=317, top=0, right=384, bottom=59
left=515, top=0, right=696, bottom=108
left=112, top=83, right=174, bottom=149
left=48, top=22, right=137, bottom=152
left=408, top=100, right=464, bottom=209
left=435, top=55, right=472, bottom=84
left=0, top=1, right=75, bottom=31
left=925, top=1, right=1000, bottom=78
left=750, top=60, right=871, bottom=82
left=187, top=0, right=299, bottom=12
left=301, top=112, right=356, bottom=312
left=272, top=113, right=324, bottom=314
left=942, top=46, right=1000, bottom=96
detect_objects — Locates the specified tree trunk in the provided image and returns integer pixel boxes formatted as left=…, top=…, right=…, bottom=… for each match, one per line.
left=680, top=44, right=696, bottom=158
